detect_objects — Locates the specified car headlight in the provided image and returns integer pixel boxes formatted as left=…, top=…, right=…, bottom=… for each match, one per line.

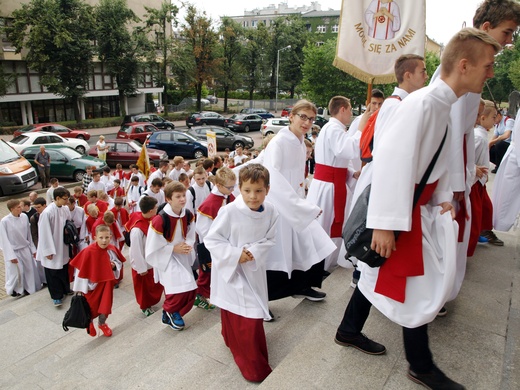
left=0, top=167, right=13, bottom=174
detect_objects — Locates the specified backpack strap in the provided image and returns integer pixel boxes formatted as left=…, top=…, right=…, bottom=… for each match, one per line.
left=188, top=186, right=196, bottom=209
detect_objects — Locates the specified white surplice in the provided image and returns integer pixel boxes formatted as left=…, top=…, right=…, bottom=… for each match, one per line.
left=0, top=213, right=41, bottom=295
left=145, top=204, right=196, bottom=294
left=307, top=117, right=360, bottom=271
left=130, top=228, right=151, bottom=274
left=262, top=127, right=336, bottom=274
left=186, top=183, right=211, bottom=216
left=206, top=196, right=279, bottom=320
left=36, top=202, right=71, bottom=269
left=492, top=118, right=520, bottom=231
left=359, top=78, right=459, bottom=328
left=69, top=205, right=88, bottom=250
left=431, top=65, right=477, bottom=301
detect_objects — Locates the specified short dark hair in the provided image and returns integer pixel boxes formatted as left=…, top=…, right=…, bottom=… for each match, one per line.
left=328, top=96, right=351, bottom=116
left=151, top=178, right=163, bottom=187
left=130, top=176, right=139, bottom=183
left=33, top=197, right=46, bottom=206
left=371, top=88, right=384, bottom=99
left=202, top=158, right=214, bottom=170
left=164, top=181, right=186, bottom=199
left=394, top=54, right=424, bottom=84
left=53, top=187, right=70, bottom=200
left=473, top=0, right=520, bottom=28
left=103, top=166, right=111, bottom=173
left=114, top=197, right=124, bottom=206
left=139, top=196, right=158, bottom=213
left=239, top=163, right=270, bottom=188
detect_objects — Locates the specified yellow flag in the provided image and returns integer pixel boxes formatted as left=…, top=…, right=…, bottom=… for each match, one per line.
left=136, top=144, right=150, bottom=179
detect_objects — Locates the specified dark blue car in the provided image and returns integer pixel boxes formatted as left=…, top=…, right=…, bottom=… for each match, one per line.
left=240, top=108, right=274, bottom=119
left=147, top=130, right=208, bottom=159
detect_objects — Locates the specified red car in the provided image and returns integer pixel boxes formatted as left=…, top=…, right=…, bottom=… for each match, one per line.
left=117, top=122, right=160, bottom=144
left=87, top=139, right=169, bottom=167
left=13, top=123, right=91, bottom=140
left=281, top=106, right=293, bottom=117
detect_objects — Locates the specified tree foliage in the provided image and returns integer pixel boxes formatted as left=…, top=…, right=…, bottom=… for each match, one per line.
left=242, top=23, right=270, bottom=101
left=5, top=0, right=96, bottom=122
left=301, top=39, right=367, bottom=109
left=95, top=0, right=146, bottom=116
left=181, top=6, right=220, bottom=111
left=143, top=0, right=179, bottom=114
left=216, top=18, right=244, bottom=111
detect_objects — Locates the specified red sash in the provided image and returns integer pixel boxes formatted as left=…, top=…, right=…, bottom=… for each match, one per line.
left=374, top=181, right=438, bottom=303
left=454, top=134, right=469, bottom=242
left=313, top=163, right=348, bottom=238
left=198, top=193, right=235, bottom=220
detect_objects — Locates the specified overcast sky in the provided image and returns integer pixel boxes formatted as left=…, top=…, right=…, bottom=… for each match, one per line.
left=185, top=0, right=480, bottom=45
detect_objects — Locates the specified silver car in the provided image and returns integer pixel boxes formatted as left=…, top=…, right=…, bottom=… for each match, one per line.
left=261, top=118, right=290, bottom=136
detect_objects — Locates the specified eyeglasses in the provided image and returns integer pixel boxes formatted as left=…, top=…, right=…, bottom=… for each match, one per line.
left=224, top=185, right=235, bottom=191
left=294, top=113, right=316, bottom=123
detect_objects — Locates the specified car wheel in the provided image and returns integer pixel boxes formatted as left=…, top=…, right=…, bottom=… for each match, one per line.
left=73, top=170, right=86, bottom=182
left=193, top=149, right=205, bottom=159
left=76, top=135, right=85, bottom=140
left=265, top=131, right=274, bottom=136
left=233, top=141, right=245, bottom=150
left=75, top=145, right=86, bottom=154
left=166, top=125, right=174, bottom=130
left=244, top=125, right=250, bottom=133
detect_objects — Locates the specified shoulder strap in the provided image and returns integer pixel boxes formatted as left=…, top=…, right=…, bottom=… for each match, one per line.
left=412, top=126, right=448, bottom=208
left=205, top=180, right=212, bottom=191
left=188, top=186, right=196, bottom=209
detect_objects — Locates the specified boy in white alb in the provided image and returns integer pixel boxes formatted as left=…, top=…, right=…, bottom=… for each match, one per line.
left=145, top=181, right=197, bottom=331
left=205, top=164, right=279, bottom=383
left=0, top=199, right=42, bottom=297
left=186, top=166, right=212, bottom=217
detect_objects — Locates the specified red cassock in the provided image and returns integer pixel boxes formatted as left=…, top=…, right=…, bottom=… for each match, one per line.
left=467, top=182, right=493, bottom=257
left=220, top=309, right=272, bottom=382
left=70, top=243, right=126, bottom=318
left=125, top=212, right=164, bottom=310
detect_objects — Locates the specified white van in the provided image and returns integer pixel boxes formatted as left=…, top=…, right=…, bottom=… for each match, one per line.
left=0, top=139, right=38, bottom=197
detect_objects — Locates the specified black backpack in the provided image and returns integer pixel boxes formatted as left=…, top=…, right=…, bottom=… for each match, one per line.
left=64, top=220, right=80, bottom=257
left=63, top=293, right=91, bottom=331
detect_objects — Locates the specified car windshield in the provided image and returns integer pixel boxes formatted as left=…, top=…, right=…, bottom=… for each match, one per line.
left=120, top=125, right=132, bottom=133
left=58, top=147, right=82, bottom=159
left=0, top=141, right=23, bottom=163
left=18, top=125, right=38, bottom=133
left=10, top=135, right=29, bottom=144
left=128, top=140, right=142, bottom=151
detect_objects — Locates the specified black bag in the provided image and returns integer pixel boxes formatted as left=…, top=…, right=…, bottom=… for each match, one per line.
left=123, top=230, right=131, bottom=247
left=343, top=127, right=448, bottom=268
left=63, top=220, right=79, bottom=245
left=62, top=293, right=91, bottom=331
left=197, top=242, right=212, bottom=272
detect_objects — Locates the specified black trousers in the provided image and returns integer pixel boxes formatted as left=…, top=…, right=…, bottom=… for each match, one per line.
left=267, top=260, right=325, bottom=301
left=337, top=286, right=434, bottom=374
left=490, top=140, right=511, bottom=169
left=44, top=264, right=71, bottom=300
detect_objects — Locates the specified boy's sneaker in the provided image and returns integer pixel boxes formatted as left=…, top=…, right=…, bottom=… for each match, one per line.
left=292, top=288, right=326, bottom=301
left=162, top=310, right=185, bottom=331
left=194, top=294, right=216, bottom=310
left=142, top=307, right=155, bottom=317
left=480, top=230, right=504, bottom=246
left=53, top=299, right=63, bottom=307
left=437, top=306, right=448, bottom=317
left=478, top=235, right=489, bottom=243
left=11, top=292, right=22, bottom=298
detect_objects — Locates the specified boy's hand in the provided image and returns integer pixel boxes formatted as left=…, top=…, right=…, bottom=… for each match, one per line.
left=173, top=242, right=192, bottom=254
left=110, top=261, right=116, bottom=270
left=10, top=259, right=18, bottom=264
left=46, top=255, right=53, bottom=260
left=239, top=248, right=255, bottom=263
left=139, top=270, right=148, bottom=276
left=438, top=201, right=455, bottom=219
left=371, top=229, right=396, bottom=258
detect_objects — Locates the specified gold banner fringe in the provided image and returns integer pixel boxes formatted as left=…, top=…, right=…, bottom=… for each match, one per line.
left=333, top=57, right=397, bottom=85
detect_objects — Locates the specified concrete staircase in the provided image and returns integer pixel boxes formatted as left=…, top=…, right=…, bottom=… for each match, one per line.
left=1, top=230, right=519, bottom=389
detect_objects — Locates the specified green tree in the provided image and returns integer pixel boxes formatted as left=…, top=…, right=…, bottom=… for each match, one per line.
left=301, top=39, right=367, bottom=109
left=217, top=18, right=244, bottom=112
left=95, top=0, right=147, bottom=117
left=144, top=0, right=179, bottom=115
left=181, top=6, right=220, bottom=111
left=243, top=23, right=270, bottom=101
left=5, top=0, right=96, bottom=122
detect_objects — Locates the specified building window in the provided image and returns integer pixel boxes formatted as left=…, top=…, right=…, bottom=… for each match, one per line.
left=243, top=21, right=249, bottom=27
left=332, top=24, right=339, bottom=33
left=251, top=20, right=257, bottom=28
left=317, top=25, right=326, bottom=33
left=316, top=41, right=324, bottom=47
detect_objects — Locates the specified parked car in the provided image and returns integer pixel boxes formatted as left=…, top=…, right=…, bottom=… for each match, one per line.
left=117, top=122, right=160, bottom=144
left=0, top=140, right=38, bottom=196
left=8, top=131, right=90, bottom=154
left=186, top=111, right=226, bottom=127
left=206, top=95, right=218, bottom=104
left=21, top=145, right=107, bottom=182
left=281, top=106, right=293, bottom=117
left=225, top=114, right=263, bottom=133
left=239, top=108, right=275, bottom=120
left=261, top=118, right=290, bottom=136
left=313, top=115, right=329, bottom=129
left=88, top=139, right=168, bottom=167
left=147, top=131, right=208, bottom=159
left=186, top=126, right=254, bottom=150
left=121, top=113, right=175, bottom=130
left=13, top=123, right=91, bottom=140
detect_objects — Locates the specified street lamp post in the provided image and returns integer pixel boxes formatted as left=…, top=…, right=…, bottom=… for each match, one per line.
left=275, top=45, right=291, bottom=113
